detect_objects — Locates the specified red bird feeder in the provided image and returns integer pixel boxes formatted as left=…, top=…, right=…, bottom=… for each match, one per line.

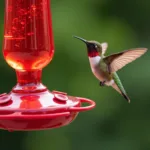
left=0, top=0, right=96, bottom=131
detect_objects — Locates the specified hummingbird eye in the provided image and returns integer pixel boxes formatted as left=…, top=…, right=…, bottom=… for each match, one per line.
left=95, top=44, right=98, bottom=49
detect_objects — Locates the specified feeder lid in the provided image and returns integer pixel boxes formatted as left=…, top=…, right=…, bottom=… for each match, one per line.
left=0, top=90, right=80, bottom=112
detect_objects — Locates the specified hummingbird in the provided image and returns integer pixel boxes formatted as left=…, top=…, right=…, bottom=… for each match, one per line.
left=73, top=35, right=147, bottom=103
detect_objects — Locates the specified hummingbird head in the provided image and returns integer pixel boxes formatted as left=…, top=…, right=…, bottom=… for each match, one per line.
left=73, top=35, right=102, bottom=57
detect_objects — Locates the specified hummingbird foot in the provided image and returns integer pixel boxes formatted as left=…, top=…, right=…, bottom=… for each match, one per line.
left=99, top=81, right=106, bottom=86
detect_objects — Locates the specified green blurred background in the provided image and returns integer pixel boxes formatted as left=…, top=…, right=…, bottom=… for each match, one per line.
left=0, top=0, right=150, bottom=150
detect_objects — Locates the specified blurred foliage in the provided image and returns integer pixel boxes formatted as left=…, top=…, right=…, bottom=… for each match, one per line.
left=0, top=0, right=150, bottom=150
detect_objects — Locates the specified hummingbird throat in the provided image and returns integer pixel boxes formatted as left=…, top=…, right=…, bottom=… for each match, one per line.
left=87, top=49, right=99, bottom=57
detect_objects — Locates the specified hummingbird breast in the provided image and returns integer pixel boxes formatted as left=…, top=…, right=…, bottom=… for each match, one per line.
left=89, top=56, right=113, bottom=85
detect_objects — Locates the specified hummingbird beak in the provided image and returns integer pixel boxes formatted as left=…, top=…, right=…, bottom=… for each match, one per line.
left=73, top=35, right=88, bottom=44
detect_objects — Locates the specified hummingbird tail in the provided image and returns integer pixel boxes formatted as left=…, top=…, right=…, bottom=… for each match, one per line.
left=112, top=83, right=130, bottom=103
left=112, top=72, right=130, bottom=103
left=121, top=92, right=130, bottom=103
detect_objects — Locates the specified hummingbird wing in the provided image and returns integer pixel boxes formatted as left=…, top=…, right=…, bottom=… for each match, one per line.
left=101, top=42, right=108, bottom=55
left=104, top=48, right=147, bottom=73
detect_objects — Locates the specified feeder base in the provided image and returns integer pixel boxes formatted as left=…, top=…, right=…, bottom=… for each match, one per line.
left=0, top=90, right=95, bottom=131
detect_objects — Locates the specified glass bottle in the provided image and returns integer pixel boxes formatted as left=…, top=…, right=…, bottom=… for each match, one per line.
left=3, top=0, right=54, bottom=92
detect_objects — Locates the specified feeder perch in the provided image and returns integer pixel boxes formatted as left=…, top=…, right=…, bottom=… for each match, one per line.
left=0, top=0, right=96, bottom=131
